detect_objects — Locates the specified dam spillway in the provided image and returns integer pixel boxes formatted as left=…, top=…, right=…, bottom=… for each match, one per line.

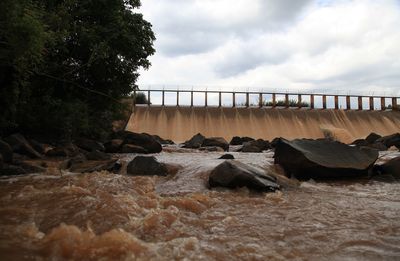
left=126, top=105, right=400, bottom=143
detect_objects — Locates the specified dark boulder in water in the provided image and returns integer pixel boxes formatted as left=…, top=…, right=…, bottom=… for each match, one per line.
left=241, top=139, right=270, bottom=153
left=75, top=138, right=105, bottom=152
left=274, top=138, right=379, bottom=179
left=375, top=133, right=400, bottom=149
left=120, top=144, right=148, bottom=154
left=121, top=132, right=162, bottom=153
left=104, top=139, right=123, bottom=153
left=46, top=143, right=80, bottom=157
left=85, top=150, right=111, bottom=161
left=0, top=165, right=26, bottom=175
left=127, top=156, right=168, bottom=176
left=209, top=160, right=280, bottom=192
left=219, top=154, right=235, bottom=159
left=374, top=157, right=400, bottom=178
left=230, top=136, right=254, bottom=145
left=152, top=135, right=175, bottom=145
left=183, top=133, right=205, bottom=149
left=0, top=140, right=13, bottom=163
left=366, top=133, right=382, bottom=144
left=202, top=137, right=229, bottom=151
left=4, top=134, right=42, bottom=159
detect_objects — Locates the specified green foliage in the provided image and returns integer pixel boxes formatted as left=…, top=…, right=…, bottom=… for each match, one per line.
left=265, top=99, right=310, bottom=108
left=134, top=92, right=149, bottom=104
left=0, top=0, right=155, bottom=139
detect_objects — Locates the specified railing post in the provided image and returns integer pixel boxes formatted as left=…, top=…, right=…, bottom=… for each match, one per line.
left=322, top=95, right=327, bottom=109
left=358, top=96, right=362, bottom=110
left=219, top=92, right=222, bottom=107
left=259, top=93, right=263, bottom=107
left=369, top=97, right=374, bottom=110
left=298, top=94, right=302, bottom=109
left=162, top=90, right=165, bottom=106
left=381, top=97, right=386, bottom=110
left=272, top=93, right=276, bottom=108
left=246, top=92, right=249, bottom=107
left=147, top=90, right=151, bottom=106
left=133, top=89, right=137, bottom=109
left=190, top=91, right=193, bottom=107
left=205, top=91, right=207, bottom=107
left=285, top=94, right=289, bottom=108
left=176, top=91, right=179, bottom=106
left=310, top=95, right=314, bottom=109
left=232, top=93, right=235, bottom=107
left=392, top=97, right=398, bottom=110
left=334, top=95, right=339, bottom=109
left=346, top=96, right=351, bottom=110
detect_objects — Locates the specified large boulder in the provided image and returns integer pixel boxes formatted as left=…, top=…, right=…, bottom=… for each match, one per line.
left=366, top=133, right=382, bottom=144
left=69, top=159, right=118, bottom=173
left=0, top=140, right=13, bottom=163
left=274, top=138, right=379, bottom=179
left=75, top=138, right=105, bottom=152
left=374, top=157, right=400, bottom=178
left=152, top=135, right=174, bottom=145
left=122, top=132, right=162, bottom=153
left=46, top=143, right=80, bottom=157
left=104, top=139, right=123, bottom=153
left=85, top=150, right=111, bottom=161
left=0, top=154, right=3, bottom=169
left=4, top=134, right=42, bottom=158
left=375, top=133, right=400, bottom=149
left=209, top=160, right=279, bottom=192
left=183, top=133, right=205, bottom=149
left=126, top=156, right=168, bottom=176
left=0, top=165, right=26, bottom=175
left=120, top=144, right=148, bottom=154
left=241, top=139, right=270, bottom=153
left=229, top=136, right=254, bottom=145
left=219, top=154, right=235, bottom=159
left=202, top=137, right=229, bottom=151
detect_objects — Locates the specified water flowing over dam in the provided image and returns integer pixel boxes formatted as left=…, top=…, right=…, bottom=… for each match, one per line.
left=126, top=106, right=400, bottom=143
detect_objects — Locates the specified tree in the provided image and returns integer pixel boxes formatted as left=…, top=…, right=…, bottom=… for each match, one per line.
left=0, top=0, right=155, bottom=139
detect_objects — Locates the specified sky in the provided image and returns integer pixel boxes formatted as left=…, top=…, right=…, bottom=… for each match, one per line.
left=137, top=0, right=400, bottom=96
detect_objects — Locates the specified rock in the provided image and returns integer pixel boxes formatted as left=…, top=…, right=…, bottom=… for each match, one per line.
left=69, top=159, right=118, bottom=173
left=46, top=143, right=80, bottom=157
left=241, top=139, right=270, bottom=153
left=0, top=165, right=27, bottom=175
left=375, top=133, right=400, bottom=148
left=75, top=138, right=105, bottom=152
left=369, top=142, right=388, bottom=151
left=86, top=150, right=111, bottom=161
left=365, top=133, right=382, bottom=144
left=0, top=140, right=13, bottom=163
left=120, top=144, right=148, bottom=154
left=0, top=154, right=3, bottom=169
left=209, top=160, right=280, bottom=192
left=18, top=161, right=46, bottom=173
left=374, top=157, right=400, bottom=178
left=183, top=133, right=205, bottom=149
left=202, top=137, right=229, bottom=151
left=126, top=156, right=168, bottom=176
left=199, top=146, right=225, bottom=152
left=274, top=138, right=379, bottom=179
left=388, top=146, right=399, bottom=151
left=59, top=154, right=87, bottom=170
left=270, top=137, right=280, bottom=148
left=29, top=139, right=48, bottom=154
left=122, top=132, right=162, bottom=153
left=152, top=135, right=175, bottom=145
left=4, top=134, right=42, bottom=158
left=219, top=154, right=235, bottom=159
left=351, top=139, right=370, bottom=147
left=229, top=136, right=254, bottom=145
left=104, top=139, right=123, bottom=153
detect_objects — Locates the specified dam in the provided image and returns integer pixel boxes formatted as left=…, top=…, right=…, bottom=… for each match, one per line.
left=126, top=89, right=400, bottom=143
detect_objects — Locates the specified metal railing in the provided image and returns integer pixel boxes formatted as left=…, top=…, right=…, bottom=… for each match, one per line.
left=133, top=89, right=399, bottom=111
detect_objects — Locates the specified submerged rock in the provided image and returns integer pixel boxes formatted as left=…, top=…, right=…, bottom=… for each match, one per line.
left=229, top=136, right=254, bottom=145
left=202, top=137, right=229, bottom=151
left=274, top=138, right=379, bottom=179
left=126, top=156, right=168, bottom=176
left=218, top=154, right=235, bottom=159
left=199, top=146, right=225, bottom=152
left=183, top=133, right=205, bottom=149
left=209, top=160, right=280, bottom=192
left=4, top=134, right=42, bottom=159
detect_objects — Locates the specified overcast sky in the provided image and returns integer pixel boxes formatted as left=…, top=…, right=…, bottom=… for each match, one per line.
left=137, top=0, right=400, bottom=96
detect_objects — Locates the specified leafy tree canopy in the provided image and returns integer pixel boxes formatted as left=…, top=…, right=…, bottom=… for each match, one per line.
left=0, top=0, right=155, bottom=140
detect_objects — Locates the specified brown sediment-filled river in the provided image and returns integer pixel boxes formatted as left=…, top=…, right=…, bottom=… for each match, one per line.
left=0, top=150, right=400, bottom=260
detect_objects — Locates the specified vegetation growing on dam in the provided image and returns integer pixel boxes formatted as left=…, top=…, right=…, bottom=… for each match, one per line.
left=0, top=0, right=155, bottom=139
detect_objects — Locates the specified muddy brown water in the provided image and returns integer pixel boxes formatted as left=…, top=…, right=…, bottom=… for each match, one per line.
left=0, top=150, right=399, bottom=260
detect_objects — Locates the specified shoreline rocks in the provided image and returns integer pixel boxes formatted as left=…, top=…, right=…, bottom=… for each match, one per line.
left=127, top=156, right=168, bottom=176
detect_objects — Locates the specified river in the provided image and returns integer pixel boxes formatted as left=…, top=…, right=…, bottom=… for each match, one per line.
left=0, top=149, right=399, bottom=260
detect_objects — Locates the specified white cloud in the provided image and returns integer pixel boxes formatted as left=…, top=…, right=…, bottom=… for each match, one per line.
left=138, top=0, right=400, bottom=96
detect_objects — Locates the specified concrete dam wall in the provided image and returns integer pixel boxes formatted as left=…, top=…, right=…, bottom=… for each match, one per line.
left=126, top=106, right=400, bottom=143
